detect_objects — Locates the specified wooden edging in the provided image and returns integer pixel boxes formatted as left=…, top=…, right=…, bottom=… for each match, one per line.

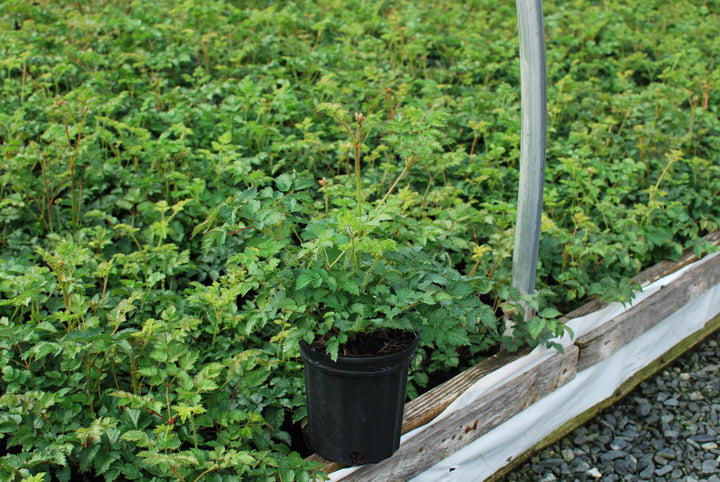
left=488, top=310, right=720, bottom=481
left=576, top=251, right=720, bottom=370
left=308, top=232, right=720, bottom=479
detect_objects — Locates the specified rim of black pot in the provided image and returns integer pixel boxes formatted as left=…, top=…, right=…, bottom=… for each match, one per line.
left=299, top=331, right=419, bottom=371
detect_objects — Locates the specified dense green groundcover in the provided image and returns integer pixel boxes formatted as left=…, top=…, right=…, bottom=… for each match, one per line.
left=1, top=0, right=719, bottom=480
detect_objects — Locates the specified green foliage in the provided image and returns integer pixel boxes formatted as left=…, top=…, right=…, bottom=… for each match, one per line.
left=1, top=0, right=719, bottom=479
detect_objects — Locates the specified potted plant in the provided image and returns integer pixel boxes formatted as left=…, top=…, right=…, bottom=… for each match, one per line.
left=196, top=105, right=500, bottom=464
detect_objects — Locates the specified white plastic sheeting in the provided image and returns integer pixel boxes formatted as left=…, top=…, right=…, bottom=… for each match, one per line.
left=328, top=252, right=720, bottom=481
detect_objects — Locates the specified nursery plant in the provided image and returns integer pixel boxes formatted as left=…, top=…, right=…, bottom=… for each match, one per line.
left=198, top=104, right=500, bottom=361
left=195, top=104, right=504, bottom=463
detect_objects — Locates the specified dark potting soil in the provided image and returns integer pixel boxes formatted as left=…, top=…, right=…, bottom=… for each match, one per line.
left=311, top=328, right=417, bottom=357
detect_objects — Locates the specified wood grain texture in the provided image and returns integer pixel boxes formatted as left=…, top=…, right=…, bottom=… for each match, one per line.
left=401, top=347, right=532, bottom=432
left=340, top=345, right=579, bottom=482
left=576, top=252, right=720, bottom=371
left=489, top=311, right=720, bottom=482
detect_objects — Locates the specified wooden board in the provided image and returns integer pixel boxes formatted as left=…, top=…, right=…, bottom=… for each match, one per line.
left=401, top=347, right=532, bottom=432
left=339, top=344, right=579, bottom=481
left=576, top=252, right=720, bottom=371
left=488, top=311, right=720, bottom=481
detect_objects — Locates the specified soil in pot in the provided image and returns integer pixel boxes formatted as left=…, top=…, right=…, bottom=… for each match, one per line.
left=311, top=328, right=417, bottom=356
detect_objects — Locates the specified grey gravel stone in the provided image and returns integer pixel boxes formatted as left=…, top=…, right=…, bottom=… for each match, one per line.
left=690, top=391, right=705, bottom=401
left=636, top=400, right=652, bottom=417
left=614, top=458, right=631, bottom=475
left=691, top=434, right=717, bottom=443
left=586, top=467, right=602, bottom=478
left=703, top=458, right=720, bottom=474
left=573, top=459, right=589, bottom=472
left=657, top=447, right=676, bottom=460
left=625, top=454, right=637, bottom=472
left=561, top=448, right=574, bottom=463
left=601, top=450, right=626, bottom=461
left=637, top=453, right=654, bottom=470
left=654, top=453, right=669, bottom=466
left=610, top=438, right=629, bottom=450
left=538, top=474, right=557, bottom=482
left=639, top=463, right=655, bottom=479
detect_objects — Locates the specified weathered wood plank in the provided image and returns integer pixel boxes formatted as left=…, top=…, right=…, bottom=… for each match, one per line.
left=340, top=344, right=579, bottom=482
left=576, top=252, right=720, bottom=371
left=401, top=347, right=532, bottom=432
left=488, top=311, right=720, bottom=481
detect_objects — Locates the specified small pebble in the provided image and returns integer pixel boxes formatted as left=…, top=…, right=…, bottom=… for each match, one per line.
left=657, top=447, right=676, bottom=459
left=639, top=464, right=655, bottom=480
left=574, top=459, right=591, bottom=473
left=691, top=434, right=717, bottom=443
left=601, top=450, right=626, bottom=461
left=611, top=438, right=629, bottom=450
left=689, top=391, right=705, bottom=401
left=586, top=467, right=602, bottom=479
left=703, top=458, right=720, bottom=474
left=637, top=402, right=652, bottom=417
left=614, top=458, right=631, bottom=475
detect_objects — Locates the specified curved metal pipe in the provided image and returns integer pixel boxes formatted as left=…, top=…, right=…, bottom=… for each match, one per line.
left=511, top=0, right=547, bottom=319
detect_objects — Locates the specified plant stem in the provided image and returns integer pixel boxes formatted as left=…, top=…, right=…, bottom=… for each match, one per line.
left=376, top=153, right=419, bottom=211
left=353, top=113, right=365, bottom=218
left=192, top=466, right=219, bottom=482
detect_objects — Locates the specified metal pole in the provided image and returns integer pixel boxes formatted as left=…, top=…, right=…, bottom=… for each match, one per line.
left=511, top=0, right=547, bottom=321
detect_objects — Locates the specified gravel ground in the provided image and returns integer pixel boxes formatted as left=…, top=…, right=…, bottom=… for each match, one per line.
left=503, top=333, right=720, bottom=482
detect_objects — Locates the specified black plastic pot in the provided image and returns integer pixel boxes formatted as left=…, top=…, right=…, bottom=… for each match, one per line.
left=299, top=333, right=419, bottom=465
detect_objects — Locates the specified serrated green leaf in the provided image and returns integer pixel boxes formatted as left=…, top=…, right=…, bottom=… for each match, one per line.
left=295, top=272, right=315, bottom=291
left=120, top=430, right=150, bottom=447
left=539, top=307, right=562, bottom=319
left=275, top=173, right=293, bottom=192
left=528, top=316, right=545, bottom=339
left=149, top=350, right=167, bottom=362
left=341, top=278, right=359, bottom=295
left=218, top=131, right=232, bottom=145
